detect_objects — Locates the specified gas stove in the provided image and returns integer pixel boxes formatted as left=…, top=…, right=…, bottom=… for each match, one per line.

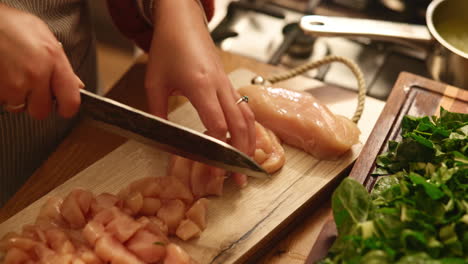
left=209, top=0, right=431, bottom=100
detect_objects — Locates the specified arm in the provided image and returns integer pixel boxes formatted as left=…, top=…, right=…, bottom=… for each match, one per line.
left=106, top=0, right=256, bottom=187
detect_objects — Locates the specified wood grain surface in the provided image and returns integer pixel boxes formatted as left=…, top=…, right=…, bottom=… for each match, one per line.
left=0, top=50, right=387, bottom=263
left=306, top=72, right=468, bottom=264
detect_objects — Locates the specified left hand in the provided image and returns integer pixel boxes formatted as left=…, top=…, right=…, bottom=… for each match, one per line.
left=145, top=0, right=256, bottom=186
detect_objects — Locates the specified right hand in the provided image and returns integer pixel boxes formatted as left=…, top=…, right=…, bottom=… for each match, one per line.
left=0, top=4, right=83, bottom=119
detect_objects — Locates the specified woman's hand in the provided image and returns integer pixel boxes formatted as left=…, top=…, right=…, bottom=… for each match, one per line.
left=0, top=4, right=83, bottom=119
left=145, top=0, right=256, bottom=186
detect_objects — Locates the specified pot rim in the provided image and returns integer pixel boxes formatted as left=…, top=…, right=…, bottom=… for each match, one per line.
left=426, top=0, right=468, bottom=59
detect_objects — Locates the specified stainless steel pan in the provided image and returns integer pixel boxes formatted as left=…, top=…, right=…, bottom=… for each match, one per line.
left=300, top=0, right=468, bottom=89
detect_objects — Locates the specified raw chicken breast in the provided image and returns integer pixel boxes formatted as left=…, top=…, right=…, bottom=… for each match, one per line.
left=254, top=122, right=285, bottom=173
left=239, top=85, right=360, bottom=159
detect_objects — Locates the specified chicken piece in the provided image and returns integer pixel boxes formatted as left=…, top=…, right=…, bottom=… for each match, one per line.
left=106, top=213, right=143, bottom=243
left=76, top=189, right=94, bottom=216
left=90, top=193, right=120, bottom=216
left=44, top=228, right=75, bottom=254
left=94, top=235, right=143, bottom=264
left=147, top=217, right=169, bottom=237
left=157, top=177, right=194, bottom=204
left=21, top=225, right=47, bottom=244
left=239, top=85, right=360, bottom=159
left=75, top=245, right=103, bottom=264
left=36, top=197, right=67, bottom=228
left=254, top=123, right=285, bottom=173
left=140, top=197, right=161, bottom=216
left=175, top=219, right=201, bottom=241
left=157, top=200, right=186, bottom=234
left=34, top=243, right=55, bottom=260
left=190, top=162, right=225, bottom=198
left=128, top=177, right=157, bottom=194
left=92, top=207, right=120, bottom=226
left=1, top=236, right=39, bottom=252
left=3, top=247, right=31, bottom=264
left=61, top=190, right=89, bottom=229
left=82, top=221, right=106, bottom=247
left=126, top=229, right=167, bottom=263
left=163, top=244, right=192, bottom=264
left=185, top=198, right=209, bottom=230
left=124, top=192, right=144, bottom=215
left=141, top=181, right=162, bottom=198
left=167, top=155, right=193, bottom=187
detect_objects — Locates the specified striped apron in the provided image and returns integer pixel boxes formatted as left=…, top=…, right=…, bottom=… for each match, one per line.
left=0, top=0, right=97, bottom=206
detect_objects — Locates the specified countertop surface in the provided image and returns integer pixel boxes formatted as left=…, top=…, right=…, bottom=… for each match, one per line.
left=0, top=50, right=386, bottom=263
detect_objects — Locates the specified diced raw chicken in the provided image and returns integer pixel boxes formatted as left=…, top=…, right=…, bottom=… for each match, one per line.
left=124, top=192, right=144, bottom=215
left=239, top=85, right=360, bottom=159
left=75, top=245, right=102, bottom=264
left=136, top=217, right=169, bottom=239
left=128, top=177, right=157, bottom=194
left=254, top=123, right=285, bottom=173
left=140, top=198, right=162, bottom=216
left=141, top=181, right=162, bottom=198
left=190, top=162, right=224, bottom=198
left=94, top=235, right=143, bottom=264
left=157, top=177, right=194, bottom=204
left=175, top=219, right=201, bottom=241
left=76, top=190, right=94, bottom=216
left=90, top=193, right=120, bottom=216
left=164, top=244, right=192, bottom=264
left=1, top=236, right=39, bottom=252
left=157, top=200, right=186, bottom=234
left=92, top=207, right=120, bottom=226
left=106, top=213, right=143, bottom=243
left=61, top=190, right=90, bottom=229
left=126, top=229, right=167, bottom=263
left=82, top=221, right=106, bottom=247
left=185, top=198, right=208, bottom=230
left=147, top=217, right=169, bottom=237
left=21, top=225, right=47, bottom=243
left=44, top=228, right=75, bottom=254
left=167, top=156, right=193, bottom=187
left=36, top=197, right=67, bottom=228
left=3, top=247, right=31, bottom=264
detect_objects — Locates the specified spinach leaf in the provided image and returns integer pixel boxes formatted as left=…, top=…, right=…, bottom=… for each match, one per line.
left=320, top=108, right=468, bottom=264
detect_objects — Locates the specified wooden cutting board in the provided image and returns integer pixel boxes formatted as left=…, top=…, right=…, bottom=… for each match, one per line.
left=0, top=69, right=385, bottom=264
left=306, top=72, right=468, bottom=264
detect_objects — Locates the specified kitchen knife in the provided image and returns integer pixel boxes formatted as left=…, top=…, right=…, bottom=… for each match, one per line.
left=79, top=89, right=269, bottom=179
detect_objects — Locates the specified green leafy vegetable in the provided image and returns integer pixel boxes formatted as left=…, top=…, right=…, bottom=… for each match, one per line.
left=319, top=108, right=468, bottom=264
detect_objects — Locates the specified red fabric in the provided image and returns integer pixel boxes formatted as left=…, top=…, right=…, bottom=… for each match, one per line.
left=106, top=0, right=215, bottom=52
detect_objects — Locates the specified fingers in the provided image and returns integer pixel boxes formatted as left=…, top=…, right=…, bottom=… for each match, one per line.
left=190, top=90, right=228, bottom=142
left=145, top=77, right=169, bottom=119
left=50, top=45, right=82, bottom=118
left=26, top=75, right=52, bottom=119
left=232, top=90, right=256, bottom=157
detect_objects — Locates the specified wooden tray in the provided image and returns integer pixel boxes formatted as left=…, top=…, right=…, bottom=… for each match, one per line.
left=306, top=72, right=468, bottom=263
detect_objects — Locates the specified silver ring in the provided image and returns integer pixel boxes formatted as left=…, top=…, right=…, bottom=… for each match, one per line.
left=58, top=41, right=63, bottom=48
left=235, top=96, right=249, bottom=105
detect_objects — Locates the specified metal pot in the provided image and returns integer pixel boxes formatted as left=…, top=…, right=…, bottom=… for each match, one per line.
left=300, top=0, right=468, bottom=89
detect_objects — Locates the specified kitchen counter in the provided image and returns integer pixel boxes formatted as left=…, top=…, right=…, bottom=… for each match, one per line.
left=0, top=50, right=385, bottom=263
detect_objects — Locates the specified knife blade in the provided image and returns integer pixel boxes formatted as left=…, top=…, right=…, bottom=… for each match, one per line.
left=79, top=89, right=269, bottom=178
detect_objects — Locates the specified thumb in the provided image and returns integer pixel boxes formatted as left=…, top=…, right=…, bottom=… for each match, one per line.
left=146, top=82, right=169, bottom=119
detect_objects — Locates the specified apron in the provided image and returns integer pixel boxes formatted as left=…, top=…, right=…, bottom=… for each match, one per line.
left=0, top=0, right=97, bottom=206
